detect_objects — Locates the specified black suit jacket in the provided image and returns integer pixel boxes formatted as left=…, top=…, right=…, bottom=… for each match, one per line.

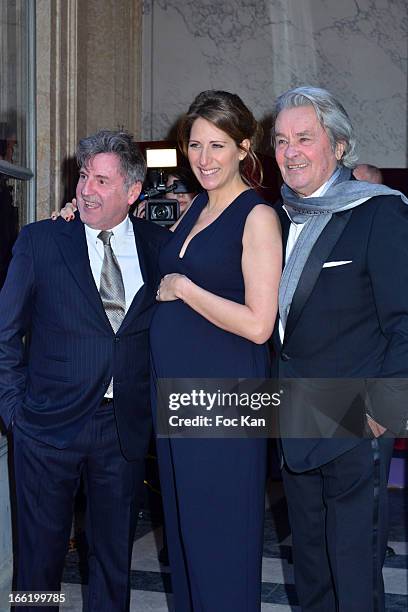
left=0, top=213, right=169, bottom=460
left=273, top=195, right=408, bottom=471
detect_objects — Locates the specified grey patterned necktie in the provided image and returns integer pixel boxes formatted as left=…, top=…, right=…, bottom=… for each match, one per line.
left=98, top=230, right=126, bottom=396
left=98, top=230, right=126, bottom=332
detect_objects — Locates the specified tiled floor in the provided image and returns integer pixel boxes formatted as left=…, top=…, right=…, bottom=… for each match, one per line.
left=60, top=483, right=407, bottom=611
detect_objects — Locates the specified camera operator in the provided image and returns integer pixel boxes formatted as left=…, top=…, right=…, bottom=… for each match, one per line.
left=135, top=167, right=200, bottom=226
left=165, top=167, right=200, bottom=215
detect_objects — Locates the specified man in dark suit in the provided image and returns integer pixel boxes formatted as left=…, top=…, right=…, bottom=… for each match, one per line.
left=271, top=87, right=408, bottom=611
left=0, top=130, right=168, bottom=611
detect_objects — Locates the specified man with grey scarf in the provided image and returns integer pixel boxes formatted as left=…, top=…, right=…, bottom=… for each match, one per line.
left=271, top=86, right=408, bottom=612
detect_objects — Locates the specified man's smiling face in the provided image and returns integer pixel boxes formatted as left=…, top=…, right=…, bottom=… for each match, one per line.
left=76, top=152, right=141, bottom=230
left=274, top=105, right=344, bottom=196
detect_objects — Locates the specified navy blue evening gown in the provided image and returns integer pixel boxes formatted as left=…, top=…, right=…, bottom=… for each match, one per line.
left=150, top=189, right=271, bottom=611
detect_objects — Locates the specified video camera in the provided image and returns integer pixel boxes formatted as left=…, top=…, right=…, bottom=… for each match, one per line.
left=140, top=176, right=193, bottom=226
left=139, top=173, right=184, bottom=226
left=139, top=148, right=180, bottom=227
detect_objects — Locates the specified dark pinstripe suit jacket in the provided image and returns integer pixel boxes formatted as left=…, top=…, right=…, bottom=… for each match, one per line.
left=0, top=213, right=169, bottom=460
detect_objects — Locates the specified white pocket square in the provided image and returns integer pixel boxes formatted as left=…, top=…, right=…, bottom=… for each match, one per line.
left=322, top=260, right=352, bottom=268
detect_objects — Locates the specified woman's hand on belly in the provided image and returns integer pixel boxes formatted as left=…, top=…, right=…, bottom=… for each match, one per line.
left=157, top=273, right=189, bottom=301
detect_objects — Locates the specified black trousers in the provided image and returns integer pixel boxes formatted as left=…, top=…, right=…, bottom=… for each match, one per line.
left=13, top=402, right=145, bottom=612
left=282, top=437, right=394, bottom=612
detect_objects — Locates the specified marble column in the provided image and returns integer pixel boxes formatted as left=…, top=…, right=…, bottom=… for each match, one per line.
left=36, top=0, right=79, bottom=220
left=36, top=0, right=143, bottom=220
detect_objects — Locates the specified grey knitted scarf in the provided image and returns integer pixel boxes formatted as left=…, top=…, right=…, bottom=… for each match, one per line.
left=279, top=166, right=408, bottom=330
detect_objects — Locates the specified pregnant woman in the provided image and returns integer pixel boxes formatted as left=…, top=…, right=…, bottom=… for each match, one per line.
left=151, top=90, right=282, bottom=611
left=54, top=91, right=282, bottom=610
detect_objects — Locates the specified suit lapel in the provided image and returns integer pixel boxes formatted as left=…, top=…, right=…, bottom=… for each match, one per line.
left=55, top=214, right=160, bottom=332
left=277, top=205, right=290, bottom=253
left=272, top=205, right=290, bottom=349
left=54, top=216, right=109, bottom=325
left=120, top=216, right=159, bottom=330
left=283, top=210, right=353, bottom=347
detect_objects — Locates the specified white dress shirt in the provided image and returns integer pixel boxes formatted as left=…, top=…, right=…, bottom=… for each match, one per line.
left=84, top=216, right=144, bottom=398
left=84, top=216, right=144, bottom=313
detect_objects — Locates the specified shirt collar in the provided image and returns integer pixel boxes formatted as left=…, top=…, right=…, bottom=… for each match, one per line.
left=84, top=215, right=131, bottom=244
left=306, top=166, right=341, bottom=198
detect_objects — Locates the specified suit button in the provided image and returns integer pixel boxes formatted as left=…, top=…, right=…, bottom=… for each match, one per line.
left=281, top=352, right=290, bottom=361
left=115, top=337, right=120, bottom=343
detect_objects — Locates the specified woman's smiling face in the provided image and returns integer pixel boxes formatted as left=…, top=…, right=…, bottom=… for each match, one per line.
left=187, top=117, right=247, bottom=194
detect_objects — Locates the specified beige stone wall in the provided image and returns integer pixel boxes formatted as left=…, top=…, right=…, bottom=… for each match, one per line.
left=77, top=0, right=142, bottom=138
left=36, top=0, right=142, bottom=220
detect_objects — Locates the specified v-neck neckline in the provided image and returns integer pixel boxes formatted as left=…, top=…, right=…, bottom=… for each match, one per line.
left=178, top=189, right=250, bottom=259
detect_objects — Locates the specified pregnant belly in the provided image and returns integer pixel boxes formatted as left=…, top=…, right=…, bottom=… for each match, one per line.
left=150, top=301, right=270, bottom=378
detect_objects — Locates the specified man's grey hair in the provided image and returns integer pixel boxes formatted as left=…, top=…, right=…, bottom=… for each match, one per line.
left=271, top=86, right=358, bottom=168
left=76, top=129, right=146, bottom=188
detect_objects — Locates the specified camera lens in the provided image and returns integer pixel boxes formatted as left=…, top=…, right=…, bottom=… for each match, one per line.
left=146, top=198, right=179, bottom=225
left=151, top=204, right=171, bottom=220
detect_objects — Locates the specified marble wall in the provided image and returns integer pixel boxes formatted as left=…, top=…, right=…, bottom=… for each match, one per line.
left=142, top=0, right=407, bottom=168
